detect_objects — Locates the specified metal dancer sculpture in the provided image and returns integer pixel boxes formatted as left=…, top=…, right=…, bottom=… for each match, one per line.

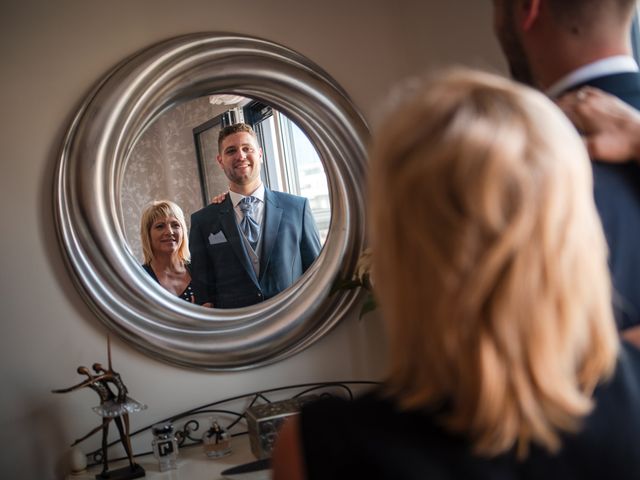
left=53, top=338, right=146, bottom=479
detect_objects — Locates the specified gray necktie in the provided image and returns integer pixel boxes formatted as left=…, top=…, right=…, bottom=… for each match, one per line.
left=239, top=196, right=260, bottom=248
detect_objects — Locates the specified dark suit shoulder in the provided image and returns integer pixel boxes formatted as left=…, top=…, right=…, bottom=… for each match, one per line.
left=578, top=72, right=640, bottom=330
left=581, top=72, right=640, bottom=109
left=191, top=196, right=232, bottom=222
left=267, top=189, right=307, bottom=207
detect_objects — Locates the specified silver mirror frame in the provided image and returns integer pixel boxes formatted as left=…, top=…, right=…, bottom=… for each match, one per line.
left=54, top=32, right=368, bottom=370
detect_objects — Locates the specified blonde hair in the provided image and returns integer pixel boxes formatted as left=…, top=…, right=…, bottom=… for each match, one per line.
left=140, top=200, right=190, bottom=264
left=369, top=68, right=618, bottom=458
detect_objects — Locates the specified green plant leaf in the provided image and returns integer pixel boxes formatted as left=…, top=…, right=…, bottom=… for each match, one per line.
left=359, top=295, right=377, bottom=319
left=330, top=278, right=363, bottom=295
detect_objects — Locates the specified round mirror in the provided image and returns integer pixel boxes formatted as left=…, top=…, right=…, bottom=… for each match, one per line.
left=55, top=32, right=368, bottom=369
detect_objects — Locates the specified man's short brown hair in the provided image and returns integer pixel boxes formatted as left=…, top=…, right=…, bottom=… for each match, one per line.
left=217, top=123, right=258, bottom=152
left=548, top=0, right=636, bottom=29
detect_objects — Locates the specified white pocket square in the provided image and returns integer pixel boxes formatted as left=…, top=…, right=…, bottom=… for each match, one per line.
left=208, top=231, right=227, bottom=245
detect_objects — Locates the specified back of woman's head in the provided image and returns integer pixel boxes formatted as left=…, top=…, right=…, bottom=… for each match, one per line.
left=140, top=200, right=190, bottom=264
left=369, top=67, right=618, bottom=458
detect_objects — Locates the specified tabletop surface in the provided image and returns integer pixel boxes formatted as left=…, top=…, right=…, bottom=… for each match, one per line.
left=66, top=436, right=268, bottom=480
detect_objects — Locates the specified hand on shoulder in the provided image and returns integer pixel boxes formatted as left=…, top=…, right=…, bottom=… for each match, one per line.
left=557, top=87, right=640, bottom=164
left=210, top=191, right=229, bottom=204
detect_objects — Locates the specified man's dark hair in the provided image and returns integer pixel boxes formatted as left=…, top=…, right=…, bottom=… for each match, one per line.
left=217, top=123, right=257, bottom=152
left=548, top=0, right=636, bottom=30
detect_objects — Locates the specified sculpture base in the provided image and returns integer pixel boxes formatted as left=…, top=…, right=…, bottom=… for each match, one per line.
left=95, top=464, right=145, bottom=480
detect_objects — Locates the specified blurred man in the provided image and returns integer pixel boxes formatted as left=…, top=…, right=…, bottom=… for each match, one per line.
left=492, top=0, right=640, bottom=335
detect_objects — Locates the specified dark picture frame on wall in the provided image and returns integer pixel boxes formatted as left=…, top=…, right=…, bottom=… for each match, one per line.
left=193, top=110, right=238, bottom=207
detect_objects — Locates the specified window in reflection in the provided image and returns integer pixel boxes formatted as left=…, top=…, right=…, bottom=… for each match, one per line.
left=246, top=103, right=330, bottom=243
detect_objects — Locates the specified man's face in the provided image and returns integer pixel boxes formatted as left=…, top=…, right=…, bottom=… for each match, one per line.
left=216, top=131, right=263, bottom=188
left=492, top=0, right=536, bottom=86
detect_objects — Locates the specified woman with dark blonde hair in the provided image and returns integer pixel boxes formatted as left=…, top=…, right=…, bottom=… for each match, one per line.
left=140, top=200, right=195, bottom=303
left=272, top=68, right=640, bottom=479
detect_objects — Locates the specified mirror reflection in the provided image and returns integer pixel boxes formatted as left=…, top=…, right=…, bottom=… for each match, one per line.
left=122, top=95, right=330, bottom=308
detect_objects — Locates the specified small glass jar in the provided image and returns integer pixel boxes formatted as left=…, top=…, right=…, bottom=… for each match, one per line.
left=151, top=422, right=178, bottom=471
left=202, top=418, right=232, bottom=458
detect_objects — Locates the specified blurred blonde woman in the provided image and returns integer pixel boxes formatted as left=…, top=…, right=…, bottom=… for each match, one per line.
left=140, top=200, right=195, bottom=303
left=273, top=68, right=640, bottom=479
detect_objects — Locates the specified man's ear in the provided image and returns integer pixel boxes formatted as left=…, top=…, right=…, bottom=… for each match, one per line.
left=216, top=154, right=223, bottom=168
left=521, top=0, right=541, bottom=31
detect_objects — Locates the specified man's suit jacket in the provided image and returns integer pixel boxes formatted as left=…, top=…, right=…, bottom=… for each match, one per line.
left=570, top=72, right=640, bottom=329
left=189, top=188, right=322, bottom=308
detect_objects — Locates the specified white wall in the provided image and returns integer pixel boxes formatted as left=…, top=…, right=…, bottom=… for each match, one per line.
left=0, top=1, right=504, bottom=478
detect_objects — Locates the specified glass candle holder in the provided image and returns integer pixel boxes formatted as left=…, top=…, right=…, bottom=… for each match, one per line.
left=151, top=422, right=178, bottom=471
left=202, top=418, right=232, bottom=458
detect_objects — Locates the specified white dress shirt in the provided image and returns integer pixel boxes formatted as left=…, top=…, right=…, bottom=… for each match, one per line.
left=546, top=55, right=639, bottom=98
left=228, top=183, right=266, bottom=227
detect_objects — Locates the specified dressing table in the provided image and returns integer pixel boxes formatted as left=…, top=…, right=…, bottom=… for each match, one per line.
left=65, top=383, right=378, bottom=480
left=67, top=436, right=263, bottom=480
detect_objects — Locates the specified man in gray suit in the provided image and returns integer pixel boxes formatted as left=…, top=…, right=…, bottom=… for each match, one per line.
left=189, top=123, right=321, bottom=308
left=491, top=0, right=640, bottom=336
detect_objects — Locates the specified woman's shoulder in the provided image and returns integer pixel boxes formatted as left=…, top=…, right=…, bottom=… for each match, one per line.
left=301, top=390, right=382, bottom=435
left=141, top=263, right=157, bottom=281
left=297, top=390, right=471, bottom=480
left=300, top=389, right=446, bottom=442
left=301, top=389, right=392, bottom=418
left=303, top=388, right=441, bottom=415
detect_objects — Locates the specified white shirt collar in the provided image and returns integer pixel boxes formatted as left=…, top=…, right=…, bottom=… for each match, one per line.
left=546, top=55, right=639, bottom=98
left=229, top=183, right=265, bottom=207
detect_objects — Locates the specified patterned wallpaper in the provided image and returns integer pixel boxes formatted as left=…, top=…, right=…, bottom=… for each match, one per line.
left=121, top=96, right=230, bottom=262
